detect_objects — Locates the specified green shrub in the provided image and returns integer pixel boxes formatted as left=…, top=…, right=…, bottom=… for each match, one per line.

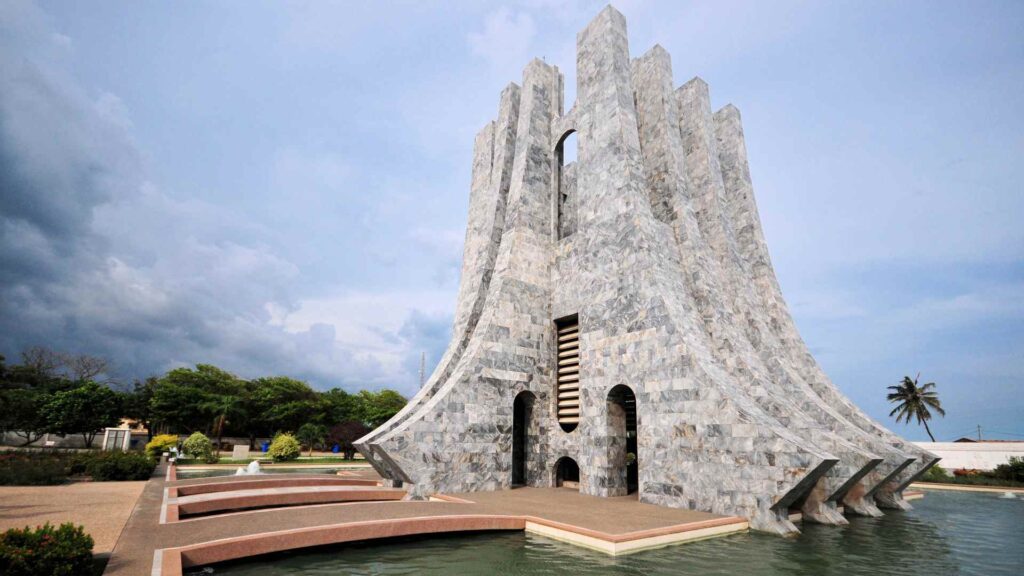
left=83, top=451, right=154, bottom=481
left=0, top=451, right=73, bottom=486
left=945, top=474, right=1024, bottom=488
left=268, top=433, right=301, bottom=462
left=920, top=464, right=953, bottom=483
left=993, top=456, right=1024, bottom=483
left=181, top=432, right=217, bottom=464
left=145, top=434, right=179, bottom=458
left=68, top=451, right=99, bottom=476
left=0, top=522, right=94, bottom=576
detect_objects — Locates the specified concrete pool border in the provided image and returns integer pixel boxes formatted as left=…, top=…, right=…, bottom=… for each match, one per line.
left=165, top=486, right=406, bottom=523
left=909, top=482, right=1024, bottom=494
left=151, top=513, right=750, bottom=574
left=111, top=465, right=924, bottom=575
left=161, top=476, right=386, bottom=524
left=169, top=463, right=372, bottom=479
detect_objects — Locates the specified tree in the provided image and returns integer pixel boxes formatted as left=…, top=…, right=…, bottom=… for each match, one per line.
left=0, top=353, right=74, bottom=445
left=63, top=354, right=111, bottom=382
left=296, top=423, right=328, bottom=456
left=41, top=382, right=123, bottom=448
left=888, top=373, right=946, bottom=442
left=20, top=346, right=64, bottom=378
left=122, top=377, right=159, bottom=440
left=329, top=421, right=370, bottom=460
left=19, top=346, right=111, bottom=382
left=243, top=377, right=317, bottom=448
left=149, top=364, right=244, bottom=435
left=355, top=389, right=407, bottom=428
left=317, top=388, right=358, bottom=427
left=2, top=389, right=51, bottom=445
left=201, top=393, right=245, bottom=457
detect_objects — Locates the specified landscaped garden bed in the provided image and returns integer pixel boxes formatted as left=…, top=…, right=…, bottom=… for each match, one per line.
left=0, top=522, right=99, bottom=576
left=0, top=449, right=154, bottom=486
left=916, top=458, right=1024, bottom=489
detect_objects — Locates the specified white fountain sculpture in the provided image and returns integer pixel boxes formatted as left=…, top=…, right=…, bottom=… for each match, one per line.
left=234, top=460, right=262, bottom=476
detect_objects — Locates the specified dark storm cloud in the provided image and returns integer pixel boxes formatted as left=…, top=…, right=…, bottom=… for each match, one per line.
left=0, top=3, right=443, bottom=393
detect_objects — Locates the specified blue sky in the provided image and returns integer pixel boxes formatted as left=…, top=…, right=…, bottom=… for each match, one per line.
left=1, top=1, right=1021, bottom=441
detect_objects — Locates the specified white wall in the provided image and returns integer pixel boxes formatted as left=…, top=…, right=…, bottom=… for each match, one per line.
left=913, top=442, right=1024, bottom=471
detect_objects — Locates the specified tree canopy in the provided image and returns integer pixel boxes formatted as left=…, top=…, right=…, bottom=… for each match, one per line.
left=41, top=382, right=123, bottom=448
left=1, top=347, right=408, bottom=453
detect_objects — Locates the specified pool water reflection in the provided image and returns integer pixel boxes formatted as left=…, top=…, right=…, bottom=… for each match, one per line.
left=201, top=490, right=1023, bottom=576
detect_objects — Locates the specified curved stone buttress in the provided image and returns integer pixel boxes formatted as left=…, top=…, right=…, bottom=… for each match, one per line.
left=356, top=5, right=936, bottom=533
left=711, top=105, right=939, bottom=510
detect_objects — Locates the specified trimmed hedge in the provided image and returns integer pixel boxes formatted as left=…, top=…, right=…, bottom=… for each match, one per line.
left=144, top=434, right=179, bottom=458
left=0, top=451, right=73, bottom=486
left=182, top=432, right=217, bottom=464
left=268, top=433, right=301, bottom=462
left=82, top=451, right=154, bottom=481
left=0, top=522, right=94, bottom=576
left=0, top=450, right=154, bottom=485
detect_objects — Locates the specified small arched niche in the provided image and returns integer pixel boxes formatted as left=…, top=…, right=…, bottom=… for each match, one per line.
left=554, top=456, right=580, bottom=490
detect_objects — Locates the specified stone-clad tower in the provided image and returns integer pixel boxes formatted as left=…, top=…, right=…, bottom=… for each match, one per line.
left=356, top=6, right=937, bottom=535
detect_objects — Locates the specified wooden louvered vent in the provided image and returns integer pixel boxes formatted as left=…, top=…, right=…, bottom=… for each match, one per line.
left=556, top=316, right=580, bottom=432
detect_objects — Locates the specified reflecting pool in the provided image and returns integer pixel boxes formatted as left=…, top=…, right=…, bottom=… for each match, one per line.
left=201, top=490, right=1023, bottom=576
left=176, top=467, right=349, bottom=479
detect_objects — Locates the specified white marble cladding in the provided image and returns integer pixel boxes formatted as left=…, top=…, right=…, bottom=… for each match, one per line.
left=355, top=6, right=937, bottom=534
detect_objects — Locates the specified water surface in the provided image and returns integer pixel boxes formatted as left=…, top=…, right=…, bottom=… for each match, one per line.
left=202, top=490, right=1023, bottom=576
left=176, top=467, right=347, bottom=479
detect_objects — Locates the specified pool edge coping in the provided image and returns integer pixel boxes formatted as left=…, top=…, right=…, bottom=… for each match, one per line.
left=151, top=512, right=750, bottom=574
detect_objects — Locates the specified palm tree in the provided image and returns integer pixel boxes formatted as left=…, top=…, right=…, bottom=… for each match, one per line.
left=887, top=374, right=946, bottom=441
left=296, top=423, right=328, bottom=457
left=202, top=394, right=241, bottom=457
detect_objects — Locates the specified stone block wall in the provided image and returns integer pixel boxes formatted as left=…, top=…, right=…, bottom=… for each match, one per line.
left=356, top=6, right=937, bottom=534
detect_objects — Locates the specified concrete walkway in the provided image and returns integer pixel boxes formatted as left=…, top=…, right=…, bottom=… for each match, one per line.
left=0, top=481, right=146, bottom=555
left=105, top=464, right=745, bottom=575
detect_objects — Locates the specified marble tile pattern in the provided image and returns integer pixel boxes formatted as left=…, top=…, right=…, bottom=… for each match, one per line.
left=355, top=6, right=937, bottom=534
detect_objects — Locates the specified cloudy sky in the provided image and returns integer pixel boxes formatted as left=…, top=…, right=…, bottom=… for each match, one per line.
left=1, top=1, right=1021, bottom=441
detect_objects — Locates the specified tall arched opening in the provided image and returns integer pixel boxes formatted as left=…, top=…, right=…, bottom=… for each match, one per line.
left=554, top=129, right=578, bottom=239
left=607, top=384, right=638, bottom=494
left=512, top=391, right=536, bottom=486
left=554, top=456, right=580, bottom=490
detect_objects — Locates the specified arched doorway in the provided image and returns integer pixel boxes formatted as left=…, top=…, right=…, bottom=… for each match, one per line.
left=512, top=391, right=536, bottom=486
left=554, top=456, right=580, bottom=490
left=607, top=385, right=638, bottom=494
